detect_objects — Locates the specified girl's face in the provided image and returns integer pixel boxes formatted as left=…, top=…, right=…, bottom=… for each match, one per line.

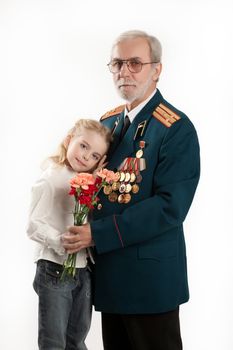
left=66, top=128, right=108, bottom=172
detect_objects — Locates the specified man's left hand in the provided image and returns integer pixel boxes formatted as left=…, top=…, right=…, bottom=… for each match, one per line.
left=61, top=223, right=94, bottom=254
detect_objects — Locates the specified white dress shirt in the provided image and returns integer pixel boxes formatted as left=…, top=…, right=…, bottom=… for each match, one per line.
left=27, top=161, right=87, bottom=267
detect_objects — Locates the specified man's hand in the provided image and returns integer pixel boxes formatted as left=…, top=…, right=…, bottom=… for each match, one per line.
left=61, top=223, right=94, bottom=254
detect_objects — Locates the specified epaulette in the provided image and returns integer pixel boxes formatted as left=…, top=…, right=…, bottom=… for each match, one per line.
left=100, top=105, right=125, bottom=121
left=152, top=103, right=181, bottom=127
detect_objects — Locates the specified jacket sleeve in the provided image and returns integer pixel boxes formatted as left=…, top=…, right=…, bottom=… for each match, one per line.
left=91, top=118, right=200, bottom=254
left=26, top=179, right=65, bottom=256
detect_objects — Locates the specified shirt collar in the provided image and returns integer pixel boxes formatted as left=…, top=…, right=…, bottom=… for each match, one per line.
left=124, top=88, right=157, bottom=123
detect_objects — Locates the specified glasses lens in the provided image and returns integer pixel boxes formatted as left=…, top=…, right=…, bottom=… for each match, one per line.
left=108, top=60, right=143, bottom=73
left=109, top=61, right=122, bottom=73
left=128, top=61, right=142, bottom=73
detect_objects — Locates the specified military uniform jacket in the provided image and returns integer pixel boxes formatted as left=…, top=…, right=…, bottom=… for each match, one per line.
left=91, top=89, right=200, bottom=314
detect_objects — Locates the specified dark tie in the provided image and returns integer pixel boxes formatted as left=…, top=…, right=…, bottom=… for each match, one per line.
left=120, top=115, right=130, bottom=140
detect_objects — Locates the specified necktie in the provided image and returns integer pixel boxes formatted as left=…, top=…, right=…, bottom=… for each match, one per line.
left=120, top=115, right=130, bottom=140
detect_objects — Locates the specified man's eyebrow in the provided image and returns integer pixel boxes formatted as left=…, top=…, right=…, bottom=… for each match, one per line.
left=112, top=57, right=141, bottom=61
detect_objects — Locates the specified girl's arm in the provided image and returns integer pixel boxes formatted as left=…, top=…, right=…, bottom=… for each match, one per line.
left=26, top=179, right=65, bottom=256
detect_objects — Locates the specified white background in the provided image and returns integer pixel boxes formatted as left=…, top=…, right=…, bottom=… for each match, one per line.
left=1, top=0, right=233, bottom=349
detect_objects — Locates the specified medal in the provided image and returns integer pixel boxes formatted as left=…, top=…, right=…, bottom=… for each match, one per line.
left=124, top=172, right=131, bottom=182
left=114, top=171, right=121, bottom=181
left=124, top=193, right=131, bottom=203
left=136, top=140, right=146, bottom=158
left=130, top=173, right=136, bottom=183
left=103, top=185, right=112, bottom=195
left=108, top=192, right=118, bottom=202
left=120, top=171, right=125, bottom=182
left=136, top=174, right=142, bottom=183
left=132, top=184, right=140, bottom=194
left=119, top=183, right=126, bottom=193
left=102, top=142, right=145, bottom=203
left=112, top=182, right=120, bottom=191
left=118, top=194, right=125, bottom=204
left=136, top=149, right=143, bottom=158
left=125, top=184, right=132, bottom=193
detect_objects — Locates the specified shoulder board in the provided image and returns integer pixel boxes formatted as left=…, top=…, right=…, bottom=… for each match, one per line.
left=100, top=105, right=125, bottom=121
left=152, top=103, right=181, bottom=127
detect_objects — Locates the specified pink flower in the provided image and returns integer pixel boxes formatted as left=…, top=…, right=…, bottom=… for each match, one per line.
left=70, top=173, right=95, bottom=190
left=96, top=168, right=119, bottom=183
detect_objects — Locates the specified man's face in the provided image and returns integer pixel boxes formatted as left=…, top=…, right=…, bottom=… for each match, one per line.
left=110, top=37, right=162, bottom=109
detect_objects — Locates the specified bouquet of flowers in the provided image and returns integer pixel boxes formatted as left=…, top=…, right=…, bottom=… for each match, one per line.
left=61, top=169, right=118, bottom=279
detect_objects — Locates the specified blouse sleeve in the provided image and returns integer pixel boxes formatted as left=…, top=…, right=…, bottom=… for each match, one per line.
left=26, top=178, right=65, bottom=256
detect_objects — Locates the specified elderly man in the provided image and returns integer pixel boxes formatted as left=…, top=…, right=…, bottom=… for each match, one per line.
left=62, top=30, right=200, bottom=350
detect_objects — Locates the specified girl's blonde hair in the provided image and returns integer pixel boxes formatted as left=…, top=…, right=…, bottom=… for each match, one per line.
left=50, top=119, right=112, bottom=166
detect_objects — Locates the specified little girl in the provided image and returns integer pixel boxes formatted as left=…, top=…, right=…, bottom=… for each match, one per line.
left=27, top=119, right=112, bottom=350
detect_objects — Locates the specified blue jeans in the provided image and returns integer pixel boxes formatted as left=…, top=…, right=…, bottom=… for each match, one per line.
left=33, top=259, right=92, bottom=350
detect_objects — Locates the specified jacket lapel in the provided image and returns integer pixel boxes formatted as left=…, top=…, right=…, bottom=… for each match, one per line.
left=108, top=90, right=163, bottom=170
left=107, top=111, right=125, bottom=159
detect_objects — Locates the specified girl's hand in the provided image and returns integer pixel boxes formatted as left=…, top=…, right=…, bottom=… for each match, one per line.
left=93, top=154, right=108, bottom=175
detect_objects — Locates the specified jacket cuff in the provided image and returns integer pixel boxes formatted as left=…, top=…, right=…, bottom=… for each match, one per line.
left=91, top=215, right=124, bottom=254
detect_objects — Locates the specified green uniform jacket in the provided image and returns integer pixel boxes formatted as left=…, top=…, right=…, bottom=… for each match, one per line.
left=91, top=90, right=200, bottom=314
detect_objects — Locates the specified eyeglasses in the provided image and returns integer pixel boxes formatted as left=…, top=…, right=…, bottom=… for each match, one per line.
left=107, top=59, right=158, bottom=74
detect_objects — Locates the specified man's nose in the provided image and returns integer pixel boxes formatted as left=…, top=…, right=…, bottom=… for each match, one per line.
left=119, top=62, right=130, bottom=75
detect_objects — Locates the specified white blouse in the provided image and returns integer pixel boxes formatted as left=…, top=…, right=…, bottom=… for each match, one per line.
left=27, top=162, right=87, bottom=267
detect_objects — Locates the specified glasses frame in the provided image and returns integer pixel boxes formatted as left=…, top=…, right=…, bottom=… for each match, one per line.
left=107, top=59, right=158, bottom=74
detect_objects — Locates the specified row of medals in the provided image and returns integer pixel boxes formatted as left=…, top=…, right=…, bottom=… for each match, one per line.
left=103, top=170, right=142, bottom=204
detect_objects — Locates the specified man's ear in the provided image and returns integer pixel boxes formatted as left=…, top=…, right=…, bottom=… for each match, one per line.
left=63, top=135, right=72, bottom=149
left=152, top=63, right=162, bottom=82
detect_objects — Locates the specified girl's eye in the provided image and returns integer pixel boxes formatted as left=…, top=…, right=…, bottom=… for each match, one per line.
left=80, top=143, right=86, bottom=149
left=92, top=154, right=99, bottom=161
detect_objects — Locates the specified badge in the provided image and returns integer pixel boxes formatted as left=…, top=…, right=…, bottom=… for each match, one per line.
left=133, top=120, right=147, bottom=140
left=111, top=117, right=120, bottom=135
left=139, top=158, right=146, bottom=171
